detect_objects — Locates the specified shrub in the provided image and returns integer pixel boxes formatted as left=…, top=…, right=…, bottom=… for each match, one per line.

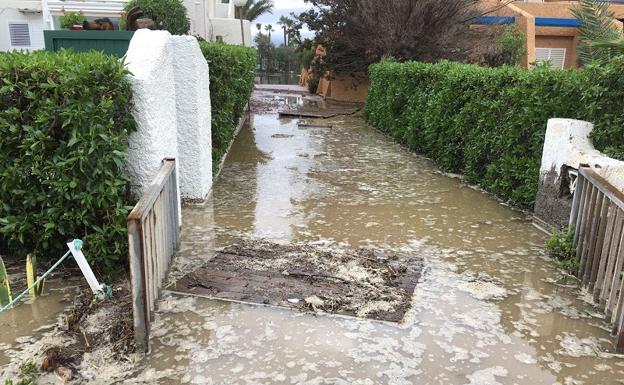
left=198, top=42, right=256, bottom=171
left=365, top=58, right=624, bottom=208
left=0, top=50, right=136, bottom=275
left=123, top=0, right=190, bottom=35
left=60, top=12, right=86, bottom=29
left=545, top=227, right=578, bottom=274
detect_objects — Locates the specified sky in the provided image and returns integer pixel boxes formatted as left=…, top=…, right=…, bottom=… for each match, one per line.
left=252, top=0, right=314, bottom=45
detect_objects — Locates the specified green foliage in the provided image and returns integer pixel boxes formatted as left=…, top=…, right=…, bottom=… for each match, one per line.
left=198, top=42, right=256, bottom=171
left=0, top=256, right=11, bottom=307
left=3, top=361, right=38, bottom=385
left=0, top=50, right=136, bottom=275
left=123, top=0, right=190, bottom=35
left=571, top=0, right=622, bottom=66
left=242, top=0, right=274, bottom=22
left=545, top=227, right=579, bottom=274
left=365, top=58, right=624, bottom=208
left=60, top=12, right=86, bottom=29
left=496, top=25, right=526, bottom=66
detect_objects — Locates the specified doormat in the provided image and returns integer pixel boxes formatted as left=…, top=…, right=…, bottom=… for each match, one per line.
left=172, top=240, right=423, bottom=323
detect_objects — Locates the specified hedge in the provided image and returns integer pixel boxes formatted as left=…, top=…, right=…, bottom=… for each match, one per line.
left=365, top=59, right=624, bottom=209
left=123, top=0, right=190, bottom=35
left=199, top=42, right=256, bottom=171
left=0, top=50, right=135, bottom=275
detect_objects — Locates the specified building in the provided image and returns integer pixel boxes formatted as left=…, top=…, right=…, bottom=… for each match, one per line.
left=477, top=0, right=624, bottom=69
left=0, top=0, right=251, bottom=52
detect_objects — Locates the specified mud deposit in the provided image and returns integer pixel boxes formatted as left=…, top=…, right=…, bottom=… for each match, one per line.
left=174, top=240, right=423, bottom=322
left=1, top=283, right=139, bottom=384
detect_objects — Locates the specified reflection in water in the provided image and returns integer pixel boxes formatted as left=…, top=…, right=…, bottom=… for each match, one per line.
left=135, top=93, right=624, bottom=385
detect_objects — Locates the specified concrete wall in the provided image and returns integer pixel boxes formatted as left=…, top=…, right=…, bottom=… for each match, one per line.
left=535, top=119, right=624, bottom=229
left=125, top=30, right=213, bottom=202
left=183, top=0, right=252, bottom=46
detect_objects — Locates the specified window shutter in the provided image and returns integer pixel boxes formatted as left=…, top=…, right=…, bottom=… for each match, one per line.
left=9, top=23, right=31, bottom=47
left=535, top=47, right=566, bottom=69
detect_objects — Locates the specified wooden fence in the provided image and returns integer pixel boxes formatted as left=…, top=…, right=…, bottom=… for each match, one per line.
left=570, top=166, right=624, bottom=352
left=127, top=158, right=180, bottom=352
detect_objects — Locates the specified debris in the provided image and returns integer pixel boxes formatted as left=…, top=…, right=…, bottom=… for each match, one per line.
left=174, top=239, right=424, bottom=322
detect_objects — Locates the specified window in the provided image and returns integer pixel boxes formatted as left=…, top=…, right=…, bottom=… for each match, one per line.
left=9, top=23, right=31, bottom=47
left=535, top=48, right=566, bottom=69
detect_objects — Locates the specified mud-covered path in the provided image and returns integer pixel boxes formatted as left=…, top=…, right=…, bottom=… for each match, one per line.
left=128, top=90, right=624, bottom=385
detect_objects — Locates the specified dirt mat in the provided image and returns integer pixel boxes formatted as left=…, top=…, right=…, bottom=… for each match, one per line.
left=173, top=240, right=424, bottom=323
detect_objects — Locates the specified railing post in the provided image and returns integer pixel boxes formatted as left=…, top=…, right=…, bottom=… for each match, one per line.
left=128, top=217, right=149, bottom=352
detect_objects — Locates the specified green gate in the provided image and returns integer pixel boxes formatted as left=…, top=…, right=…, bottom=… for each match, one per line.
left=44, top=30, right=135, bottom=57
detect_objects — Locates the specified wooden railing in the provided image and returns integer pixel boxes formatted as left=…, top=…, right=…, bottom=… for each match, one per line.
left=570, top=166, right=624, bottom=352
left=127, top=158, right=180, bottom=352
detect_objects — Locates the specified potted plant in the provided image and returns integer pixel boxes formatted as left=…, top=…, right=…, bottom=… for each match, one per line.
left=60, top=12, right=86, bottom=31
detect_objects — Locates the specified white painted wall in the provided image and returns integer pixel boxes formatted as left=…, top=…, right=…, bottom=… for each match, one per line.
left=124, top=30, right=213, bottom=203
left=171, top=35, right=213, bottom=201
left=183, top=0, right=252, bottom=46
left=0, top=8, right=45, bottom=52
left=210, top=17, right=251, bottom=46
left=540, top=118, right=624, bottom=191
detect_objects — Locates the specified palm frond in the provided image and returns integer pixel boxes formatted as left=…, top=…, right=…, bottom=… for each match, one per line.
left=243, top=0, right=274, bottom=22
left=571, top=0, right=622, bottom=65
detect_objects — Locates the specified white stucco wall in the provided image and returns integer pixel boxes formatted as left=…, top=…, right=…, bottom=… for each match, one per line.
left=124, top=30, right=213, bottom=203
left=125, top=30, right=179, bottom=197
left=540, top=118, right=624, bottom=191
left=0, top=8, right=45, bottom=52
left=171, top=35, right=213, bottom=201
left=210, top=18, right=252, bottom=46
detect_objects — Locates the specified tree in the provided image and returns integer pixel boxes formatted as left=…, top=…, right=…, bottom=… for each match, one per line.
left=123, top=0, right=190, bottom=34
left=571, top=0, right=623, bottom=65
left=278, top=16, right=291, bottom=46
left=242, top=0, right=274, bottom=22
left=264, top=24, right=274, bottom=44
left=297, top=0, right=481, bottom=76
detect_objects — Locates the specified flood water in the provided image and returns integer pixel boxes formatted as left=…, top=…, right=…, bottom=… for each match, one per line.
left=0, top=265, right=80, bottom=368
left=130, top=90, right=624, bottom=385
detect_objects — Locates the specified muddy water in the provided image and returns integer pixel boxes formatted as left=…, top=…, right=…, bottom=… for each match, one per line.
left=132, top=91, right=624, bottom=385
left=0, top=265, right=80, bottom=368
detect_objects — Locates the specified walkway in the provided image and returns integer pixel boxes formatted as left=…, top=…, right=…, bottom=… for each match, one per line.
left=129, top=91, right=624, bottom=385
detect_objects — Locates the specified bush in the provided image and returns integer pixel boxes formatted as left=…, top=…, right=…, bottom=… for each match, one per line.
left=0, top=50, right=135, bottom=275
left=60, top=12, right=86, bottom=29
left=198, top=42, right=256, bottom=171
left=365, top=58, right=624, bottom=208
left=123, top=0, right=190, bottom=35
left=545, top=227, right=578, bottom=274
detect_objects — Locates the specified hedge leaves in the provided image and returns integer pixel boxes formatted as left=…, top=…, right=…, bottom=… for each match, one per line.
left=0, top=50, right=135, bottom=274
left=365, top=59, right=624, bottom=209
left=199, top=42, right=256, bottom=171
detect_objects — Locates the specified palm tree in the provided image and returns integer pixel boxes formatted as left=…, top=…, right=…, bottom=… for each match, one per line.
left=264, top=24, right=274, bottom=44
left=278, top=16, right=290, bottom=46
left=242, top=0, right=274, bottom=23
left=571, top=0, right=622, bottom=65
left=591, top=38, right=624, bottom=56
left=256, top=22, right=262, bottom=33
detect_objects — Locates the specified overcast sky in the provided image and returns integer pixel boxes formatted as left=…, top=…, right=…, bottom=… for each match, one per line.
left=253, top=0, right=313, bottom=45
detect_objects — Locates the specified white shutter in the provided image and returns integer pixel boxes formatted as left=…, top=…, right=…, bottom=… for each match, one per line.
left=535, top=48, right=566, bottom=69
left=8, top=23, right=31, bottom=47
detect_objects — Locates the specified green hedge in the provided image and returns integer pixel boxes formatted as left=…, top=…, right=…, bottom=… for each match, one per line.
left=199, top=42, right=256, bottom=171
left=365, top=59, right=624, bottom=209
left=0, top=50, right=135, bottom=274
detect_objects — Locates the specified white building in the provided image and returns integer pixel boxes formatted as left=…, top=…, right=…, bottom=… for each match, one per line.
left=0, top=0, right=251, bottom=52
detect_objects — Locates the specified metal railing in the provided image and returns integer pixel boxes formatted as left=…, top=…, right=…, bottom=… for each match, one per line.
left=127, top=158, right=180, bottom=352
left=570, top=166, right=624, bottom=352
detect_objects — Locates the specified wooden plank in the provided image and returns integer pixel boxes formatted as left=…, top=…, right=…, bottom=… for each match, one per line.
left=570, top=173, right=586, bottom=230
left=127, top=160, right=175, bottom=222
left=577, top=184, right=595, bottom=274
left=579, top=167, right=624, bottom=211
left=579, top=186, right=599, bottom=280
left=589, top=198, right=611, bottom=290
left=593, top=203, right=617, bottom=302
left=127, top=219, right=148, bottom=352
left=611, top=270, right=624, bottom=330
left=600, top=210, right=623, bottom=304
left=606, top=229, right=624, bottom=316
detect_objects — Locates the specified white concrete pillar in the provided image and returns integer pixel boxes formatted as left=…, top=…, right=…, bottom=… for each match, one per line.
left=171, top=35, right=213, bottom=201
left=125, top=30, right=179, bottom=196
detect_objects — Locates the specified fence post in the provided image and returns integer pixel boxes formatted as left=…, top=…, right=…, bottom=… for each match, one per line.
left=128, top=218, right=149, bottom=352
